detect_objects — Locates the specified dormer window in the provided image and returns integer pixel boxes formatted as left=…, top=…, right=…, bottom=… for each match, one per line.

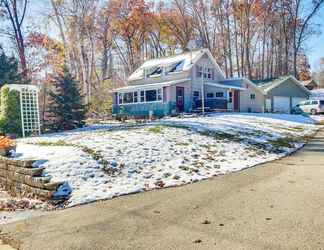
left=147, top=66, right=163, bottom=77
left=166, top=60, right=185, bottom=74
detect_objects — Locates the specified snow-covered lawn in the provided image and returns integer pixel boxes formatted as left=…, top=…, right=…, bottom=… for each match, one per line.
left=12, top=113, right=319, bottom=207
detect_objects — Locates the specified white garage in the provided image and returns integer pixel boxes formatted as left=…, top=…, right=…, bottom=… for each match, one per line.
left=273, top=96, right=290, bottom=113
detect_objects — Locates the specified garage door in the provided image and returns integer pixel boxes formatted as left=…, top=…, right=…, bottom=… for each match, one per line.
left=292, top=97, right=306, bottom=107
left=273, top=96, right=290, bottom=113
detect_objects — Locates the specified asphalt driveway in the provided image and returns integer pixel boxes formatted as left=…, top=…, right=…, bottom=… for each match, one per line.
left=1, top=129, right=324, bottom=250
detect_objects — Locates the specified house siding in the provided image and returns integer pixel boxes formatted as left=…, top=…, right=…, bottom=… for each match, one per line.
left=240, top=82, right=265, bottom=112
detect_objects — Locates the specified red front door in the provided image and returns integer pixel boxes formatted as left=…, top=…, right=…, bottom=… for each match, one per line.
left=176, top=87, right=185, bottom=112
left=233, top=90, right=240, bottom=112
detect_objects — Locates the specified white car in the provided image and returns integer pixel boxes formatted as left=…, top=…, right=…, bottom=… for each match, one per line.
left=298, top=99, right=324, bottom=115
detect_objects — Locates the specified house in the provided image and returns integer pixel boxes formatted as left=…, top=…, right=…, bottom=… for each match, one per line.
left=253, top=76, right=311, bottom=113
left=112, top=49, right=263, bottom=118
left=301, top=79, right=319, bottom=90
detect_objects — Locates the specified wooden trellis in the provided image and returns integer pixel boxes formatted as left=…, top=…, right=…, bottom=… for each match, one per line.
left=7, top=84, right=41, bottom=137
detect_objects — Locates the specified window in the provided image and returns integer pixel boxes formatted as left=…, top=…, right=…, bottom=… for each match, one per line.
left=118, top=93, right=123, bottom=104
left=250, top=94, right=256, bottom=100
left=320, top=100, right=324, bottom=105
left=119, top=89, right=162, bottom=104
left=197, top=66, right=213, bottom=79
left=140, top=91, right=145, bottom=102
left=215, top=92, right=224, bottom=98
left=197, top=66, right=203, bottom=78
left=167, top=60, right=184, bottom=73
left=305, top=101, right=311, bottom=105
left=312, top=100, right=318, bottom=105
left=134, top=91, right=138, bottom=103
left=146, top=67, right=163, bottom=77
left=206, top=68, right=213, bottom=79
left=123, top=92, right=134, bottom=104
left=193, top=91, right=200, bottom=97
left=157, top=89, right=162, bottom=101
left=228, top=92, right=233, bottom=103
left=207, top=93, right=214, bottom=98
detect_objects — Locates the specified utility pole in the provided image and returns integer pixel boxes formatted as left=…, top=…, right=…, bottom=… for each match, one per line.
left=201, top=66, right=205, bottom=115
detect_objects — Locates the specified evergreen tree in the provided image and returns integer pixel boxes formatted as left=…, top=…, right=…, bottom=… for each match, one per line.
left=0, top=46, right=22, bottom=87
left=47, top=68, right=86, bottom=131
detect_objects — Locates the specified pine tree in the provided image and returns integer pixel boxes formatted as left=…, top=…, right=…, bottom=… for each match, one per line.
left=47, top=68, right=86, bottom=131
left=0, top=46, right=22, bottom=87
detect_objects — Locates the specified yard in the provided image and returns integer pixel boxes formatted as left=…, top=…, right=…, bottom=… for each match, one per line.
left=7, top=113, right=318, bottom=210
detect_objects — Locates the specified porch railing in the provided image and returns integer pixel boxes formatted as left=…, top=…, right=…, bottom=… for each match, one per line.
left=193, top=98, right=228, bottom=110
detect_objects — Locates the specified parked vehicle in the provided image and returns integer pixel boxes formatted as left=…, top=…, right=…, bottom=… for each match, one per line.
left=297, top=99, right=324, bottom=115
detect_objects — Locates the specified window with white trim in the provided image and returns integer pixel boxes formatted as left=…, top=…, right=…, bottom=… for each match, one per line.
left=123, top=92, right=134, bottom=103
left=197, top=66, right=214, bottom=79
left=166, top=60, right=184, bottom=74
left=250, top=93, right=256, bottom=100
left=118, top=91, right=138, bottom=104
left=215, top=92, right=224, bottom=98
left=157, top=89, right=162, bottom=100
left=119, top=89, right=162, bottom=104
left=193, top=91, right=200, bottom=97
left=206, top=93, right=214, bottom=98
left=147, top=67, right=163, bottom=77
left=140, top=91, right=145, bottom=102
left=228, top=92, right=233, bottom=103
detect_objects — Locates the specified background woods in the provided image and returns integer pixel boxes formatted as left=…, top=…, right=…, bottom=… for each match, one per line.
left=0, top=0, right=324, bottom=119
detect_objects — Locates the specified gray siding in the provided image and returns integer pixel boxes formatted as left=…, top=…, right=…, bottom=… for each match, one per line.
left=240, top=81, right=265, bottom=112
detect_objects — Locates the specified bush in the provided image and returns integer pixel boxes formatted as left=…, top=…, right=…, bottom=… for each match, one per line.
left=0, top=86, right=22, bottom=136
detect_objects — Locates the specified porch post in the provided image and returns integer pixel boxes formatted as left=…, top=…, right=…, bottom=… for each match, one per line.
left=201, top=66, right=205, bottom=115
left=228, top=89, right=231, bottom=112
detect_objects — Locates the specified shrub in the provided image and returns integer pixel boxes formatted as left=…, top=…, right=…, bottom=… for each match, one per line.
left=0, top=86, right=22, bottom=136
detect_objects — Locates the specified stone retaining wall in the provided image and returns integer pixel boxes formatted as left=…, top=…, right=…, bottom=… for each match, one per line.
left=0, top=156, right=65, bottom=200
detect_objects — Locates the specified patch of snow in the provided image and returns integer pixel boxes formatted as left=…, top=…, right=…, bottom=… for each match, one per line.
left=11, top=113, right=318, bottom=208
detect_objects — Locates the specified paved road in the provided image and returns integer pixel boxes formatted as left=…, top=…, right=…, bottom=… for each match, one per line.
left=1, top=129, right=324, bottom=250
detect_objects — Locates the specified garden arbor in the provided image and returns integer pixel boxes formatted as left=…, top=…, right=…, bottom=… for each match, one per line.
left=5, top=84, right=41, bottom=137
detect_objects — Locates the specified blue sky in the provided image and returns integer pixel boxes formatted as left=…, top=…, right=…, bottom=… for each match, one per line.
left=1, top=0, right=324, bottom=72
left=307, top=12, right=324, bottom=70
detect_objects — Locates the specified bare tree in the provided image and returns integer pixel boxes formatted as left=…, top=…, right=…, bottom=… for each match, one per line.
left=0, top=0, right=28, bottom=79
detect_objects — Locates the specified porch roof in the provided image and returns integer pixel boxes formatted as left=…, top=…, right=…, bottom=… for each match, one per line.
left=112, top=78, right=190, bottom=93
left=204, top=82, right=246, bottom=90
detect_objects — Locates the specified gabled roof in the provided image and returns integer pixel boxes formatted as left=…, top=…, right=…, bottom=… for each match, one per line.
left=253, top=75, right=310, bottom=95
left=128, top=49, right=225, bottom=81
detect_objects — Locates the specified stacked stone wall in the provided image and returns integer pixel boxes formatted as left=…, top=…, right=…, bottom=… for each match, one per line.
left=0, top=157, right=63, bottom=200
